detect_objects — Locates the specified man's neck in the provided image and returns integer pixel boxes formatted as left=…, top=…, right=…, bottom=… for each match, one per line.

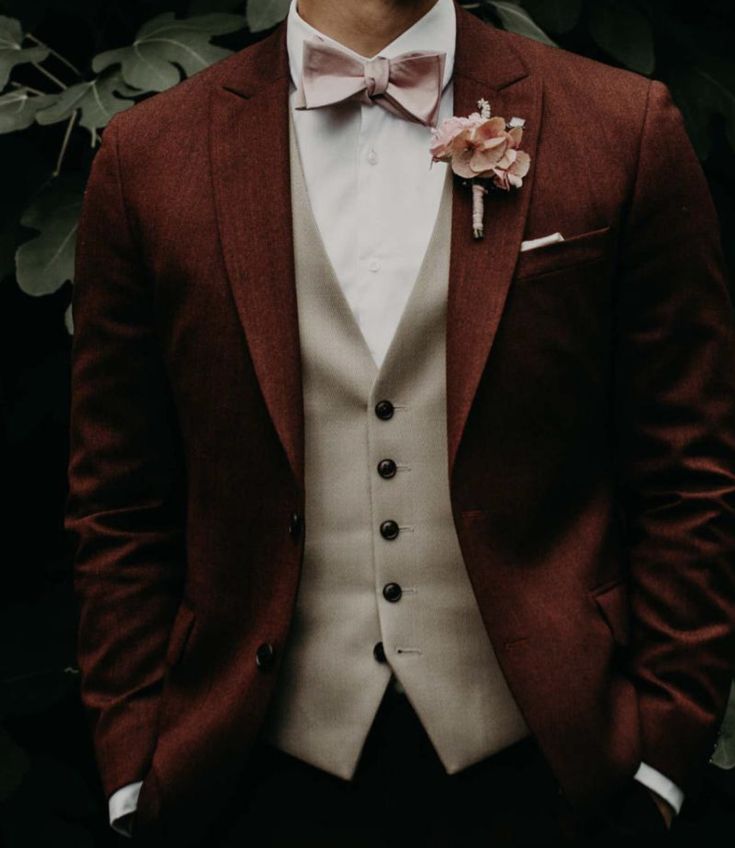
left=296, top=0, right=440, bottom=57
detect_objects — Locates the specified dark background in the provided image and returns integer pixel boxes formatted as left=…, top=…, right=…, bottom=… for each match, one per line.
left=1, top=1, right=735, bottom=844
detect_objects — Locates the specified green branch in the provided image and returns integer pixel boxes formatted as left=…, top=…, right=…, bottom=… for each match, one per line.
left=32, top=62, right=67, bottom=90
left=26, top=32, right=82, bottom=78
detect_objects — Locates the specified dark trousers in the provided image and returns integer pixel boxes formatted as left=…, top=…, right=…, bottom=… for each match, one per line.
left=201, top=683, right=613, bottom=847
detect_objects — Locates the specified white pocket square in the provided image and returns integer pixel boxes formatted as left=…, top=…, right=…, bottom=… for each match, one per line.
left=520, top=232, right=565, bottom=252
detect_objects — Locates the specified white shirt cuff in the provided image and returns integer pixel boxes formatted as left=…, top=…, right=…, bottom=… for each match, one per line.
left=633, top=761, right=685, bottom=814
left=109, top=780, right=143, bottom=837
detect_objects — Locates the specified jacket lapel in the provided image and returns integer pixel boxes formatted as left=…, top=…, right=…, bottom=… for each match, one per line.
left=446, top=2, right=543, bottom=481
left=208, top=24, right=305, bottom=489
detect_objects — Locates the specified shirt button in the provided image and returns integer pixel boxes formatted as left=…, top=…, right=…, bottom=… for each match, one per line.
left=380, top=519, right=400, bottom=540
left=373, top=641, right=387, bottom=663
left=377, top=458, right=397, bottom=478
left=375, top=400, right=394, bottom=420
left=382, top=582, right=402, bottom=602
left=367, top=148, right=378, bottom=165
left=288, top=510, right=302, bottom=540
left=368, top=258, right=381, bottom=272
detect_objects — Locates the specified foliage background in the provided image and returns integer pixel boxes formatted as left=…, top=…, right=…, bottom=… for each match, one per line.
left=1, top=0, right=734, bottom=844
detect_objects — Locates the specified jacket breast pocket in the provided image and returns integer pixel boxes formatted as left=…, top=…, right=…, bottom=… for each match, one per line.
left=590, top=578, right=631, bottom=648
left=164, top=599, right=197, bottom=669
left=514, top=225, right=614, bottom=281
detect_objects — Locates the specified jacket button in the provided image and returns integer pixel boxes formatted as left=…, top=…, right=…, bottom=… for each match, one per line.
left=255, top=642, right=276, bottom=670
left=375, top=400, right=394, bottom=420
left=377, top=458, right=397, bottom=479
left=382, top=582, right=402, bottom=603
left=288, top=511, right=302, bottom=539
left=373, top=641, right=387, bottom=663
left=380, top=519, right=399, bottom=540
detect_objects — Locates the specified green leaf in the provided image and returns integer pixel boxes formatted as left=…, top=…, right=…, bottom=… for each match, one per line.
left=711, top=680, right=735, bottom=770
left=246, top=0, right=290, bottom=32
left=521, top=0, right=582, bottom=34
left=92, top=12, right=245, bottom=93
left=0, top=15, right=48, bottom=89
left=0, top=87, right=59, bottom=134
left=34, top=68, right=138, bottom=138
left=588, top=0, right=655, bottom=76
left=488, top=2, right=557, bottom=47
left=0, top=132, right=49, bottom=282
left=668, top=68, right=714, bottom=160
left=15, top=175, right=83, bottom=296
left=675, top=63, right=735, bottom=158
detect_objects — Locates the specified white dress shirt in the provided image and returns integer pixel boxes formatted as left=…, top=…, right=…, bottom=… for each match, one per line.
left=108, top=0, right=683, bottom=834
left=288, top=0, right=456, bottom=367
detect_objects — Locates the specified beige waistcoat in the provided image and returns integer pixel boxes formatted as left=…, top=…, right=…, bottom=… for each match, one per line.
left=259, top=112, right=530, bottom=779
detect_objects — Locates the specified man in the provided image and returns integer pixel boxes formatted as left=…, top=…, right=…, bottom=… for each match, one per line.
left=65, top=0, right=735, bottom=844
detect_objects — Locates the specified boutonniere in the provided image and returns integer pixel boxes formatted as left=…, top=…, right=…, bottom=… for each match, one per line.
left=429, top=98, right=531, bottom=239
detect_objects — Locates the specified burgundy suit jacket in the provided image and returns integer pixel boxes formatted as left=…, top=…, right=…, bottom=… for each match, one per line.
left=65, top=2, right=735, bottom=843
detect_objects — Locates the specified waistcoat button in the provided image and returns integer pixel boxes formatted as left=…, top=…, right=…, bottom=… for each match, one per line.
left=377, top=458, right=397, bottom=478
left=288, top=511, right=302, bottom=539
left=380, top=519, right=399, bottom=540
left=373, top=641, right=387, bottom=663
left=382, top=582, right=402, bottom=602
left=255, top=642, right=276, bottom=670
left=375, top=400, right=394, bottom=420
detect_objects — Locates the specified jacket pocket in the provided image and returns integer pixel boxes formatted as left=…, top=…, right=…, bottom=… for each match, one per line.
left=514, top=225, right=613, bottom=281
left=590, top=579, right=631, bottom=647
left=164, top=599, right=197, bottom=669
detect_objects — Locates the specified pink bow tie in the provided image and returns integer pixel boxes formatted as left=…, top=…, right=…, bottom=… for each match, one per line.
left=294, top=38, right=446, bottom=128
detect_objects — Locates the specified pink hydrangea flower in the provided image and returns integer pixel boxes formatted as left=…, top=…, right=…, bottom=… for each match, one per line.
left=429, top=112, right=486, bottom=159
left=430, top=114, right=531, bottom=190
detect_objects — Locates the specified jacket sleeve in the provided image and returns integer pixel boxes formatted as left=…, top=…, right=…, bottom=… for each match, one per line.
left=614, top=79, right=735, bottom=797
left=65, top=115, right=186, bottom=799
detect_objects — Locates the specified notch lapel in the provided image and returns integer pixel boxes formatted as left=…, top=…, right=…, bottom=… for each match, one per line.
left=208, top=23, right=304, bottom=489
left=446, top=2, right=543, bottom=481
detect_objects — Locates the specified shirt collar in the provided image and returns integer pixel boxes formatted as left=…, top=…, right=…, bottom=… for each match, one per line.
left=286, top=0, right=456, bottom=93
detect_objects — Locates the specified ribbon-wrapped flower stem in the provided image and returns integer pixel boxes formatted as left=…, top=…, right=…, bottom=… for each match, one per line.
left=472, top=183, right=488, bottom=239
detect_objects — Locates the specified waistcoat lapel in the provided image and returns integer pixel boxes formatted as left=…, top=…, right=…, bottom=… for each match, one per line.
left=208, top=23, right=304, bottom=489
left=287, top=108, right=380, bottom=390
left=446, top=2, right=543, bottom=481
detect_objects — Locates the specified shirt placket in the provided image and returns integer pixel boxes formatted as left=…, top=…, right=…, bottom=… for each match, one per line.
left=355, top=100, right=384, bottom=358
